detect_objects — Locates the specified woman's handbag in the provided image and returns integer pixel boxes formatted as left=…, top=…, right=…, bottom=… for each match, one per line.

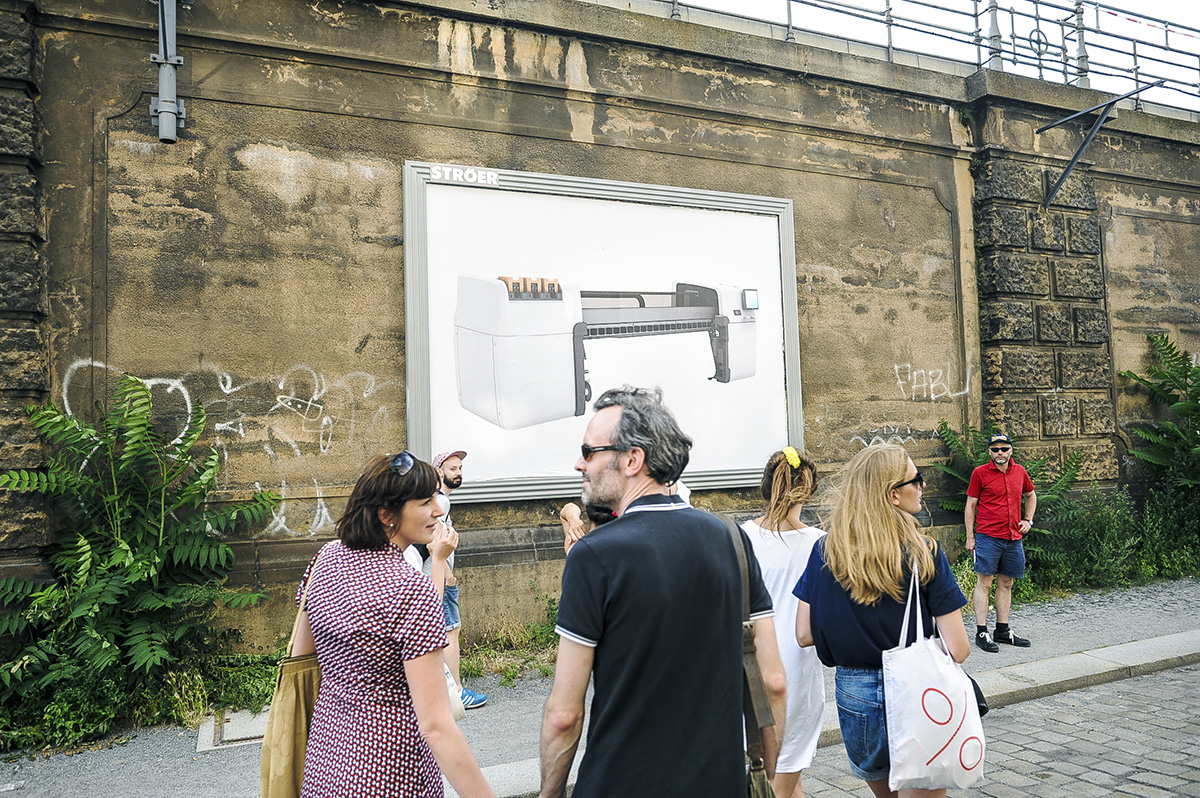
left=969, top=673, right=989, bottom=718
left=882, top=569, right=985, bottom=791
left=260, top=551, right=325, bottom=798
left=722, top=517, right=778, bottom=798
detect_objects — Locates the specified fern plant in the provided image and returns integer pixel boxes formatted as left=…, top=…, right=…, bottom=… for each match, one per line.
left=1118, top=333, right=1200, bottom=487
left=0, top=374, right=280, bottom=748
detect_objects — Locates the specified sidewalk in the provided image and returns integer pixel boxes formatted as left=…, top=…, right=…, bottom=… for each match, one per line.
left=12, top=578, right=1200, bottom=798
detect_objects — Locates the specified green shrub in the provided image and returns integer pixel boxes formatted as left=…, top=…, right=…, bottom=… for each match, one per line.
left=0, top=375, right=280, bottom=748
left=1119, top=333, right=1200, bottom=488
left=1029, top=484, right=1140, bottom=589
left=1137, top=488, right=1200, bottom=580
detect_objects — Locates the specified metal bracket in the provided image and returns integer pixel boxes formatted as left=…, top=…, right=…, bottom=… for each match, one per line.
left=149, top=97, right=187, bottom=127
left=1036, top=80, right=1164, bottom=209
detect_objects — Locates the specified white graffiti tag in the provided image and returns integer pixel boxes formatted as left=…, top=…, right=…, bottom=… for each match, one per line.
left=894, top=363, right=971, bottom=401
left=61, top=359, right=402, bottom=536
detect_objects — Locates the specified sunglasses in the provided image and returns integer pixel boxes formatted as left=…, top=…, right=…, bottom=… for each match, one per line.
left=389, top=450, right=416, bottom=476
left=580, top=443, right=622, bottom=461
left=989, top=446, right=1012, bottom=453
left=894, top=470, right=925, bottom=489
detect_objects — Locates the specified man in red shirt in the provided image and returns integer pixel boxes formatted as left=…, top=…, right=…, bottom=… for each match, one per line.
left=965, top=433, right=1037, bottom=652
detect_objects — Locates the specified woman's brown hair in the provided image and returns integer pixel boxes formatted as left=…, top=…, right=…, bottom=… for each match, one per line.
left=335, top=452, right=441, bottom=550
left=759, top=446, right=818, bottom=531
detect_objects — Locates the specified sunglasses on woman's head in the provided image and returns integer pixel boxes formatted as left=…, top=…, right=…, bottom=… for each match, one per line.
left=894, top=470, right=925, bottom=489
left=389, top=451, right=416, bottom=476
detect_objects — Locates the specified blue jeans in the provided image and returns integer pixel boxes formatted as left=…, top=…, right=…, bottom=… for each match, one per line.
left=443, top=584, right=462, bottom=631
left=834, top=667, right=890, bottom=782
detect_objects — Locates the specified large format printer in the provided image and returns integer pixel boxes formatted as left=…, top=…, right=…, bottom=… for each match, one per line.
left=453, top=274, right=758, bottom=429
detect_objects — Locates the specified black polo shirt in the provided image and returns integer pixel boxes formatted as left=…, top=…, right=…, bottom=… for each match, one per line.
left=556, top=494, right=773, bottom=798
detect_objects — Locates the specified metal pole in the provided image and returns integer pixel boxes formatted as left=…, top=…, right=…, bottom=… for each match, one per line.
left=671, top=0, right=681, bottom=20
left=1132, top=42, right=1142, bottom=110
left=885, top=0, right=894, bottom=63
left=974, top=0, right=983, bottom=68
left=1059, top=19, right=1069, bottom=83
left=987, top=0, right=1004, bottom=71
left=786, top=0, right=795, bottom=43
left=149, top=0, right=187, bottom=142
left=1075, top=0, right=1090, bottom=89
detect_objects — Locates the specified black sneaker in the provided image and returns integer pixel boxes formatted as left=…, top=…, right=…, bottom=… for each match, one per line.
left=976, top=630, right=999, bottom=653
left=995, top=629, right=1031, bottom=647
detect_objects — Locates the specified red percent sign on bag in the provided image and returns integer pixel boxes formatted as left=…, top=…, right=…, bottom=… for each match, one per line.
left=921, top=687, right=984, bottom=770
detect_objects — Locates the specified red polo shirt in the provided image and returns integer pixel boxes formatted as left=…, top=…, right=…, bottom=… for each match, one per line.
left=967, top=461, right=1035, bottom=540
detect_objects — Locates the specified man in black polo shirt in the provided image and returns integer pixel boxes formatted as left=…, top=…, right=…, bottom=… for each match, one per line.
left=539, top=385, right=787, bottom=798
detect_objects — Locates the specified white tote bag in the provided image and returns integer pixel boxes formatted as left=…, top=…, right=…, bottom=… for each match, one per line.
left=882, top=569, right=985, bottom=791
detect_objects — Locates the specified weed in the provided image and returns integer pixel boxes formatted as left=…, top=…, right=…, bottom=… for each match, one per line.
left=461, top=582, right=560, bottom=684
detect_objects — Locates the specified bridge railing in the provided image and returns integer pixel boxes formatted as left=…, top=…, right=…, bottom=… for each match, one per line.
left=620, top=0, right=1200, bottom=114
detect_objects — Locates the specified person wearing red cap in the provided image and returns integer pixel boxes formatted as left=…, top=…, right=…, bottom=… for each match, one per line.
left=427, top=450, right=487, bottom=709
left=965, top=433, right=1037, bottom=652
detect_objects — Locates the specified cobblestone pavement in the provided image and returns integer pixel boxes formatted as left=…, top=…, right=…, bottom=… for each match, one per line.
left=801, top=664, right=1200, bottom=798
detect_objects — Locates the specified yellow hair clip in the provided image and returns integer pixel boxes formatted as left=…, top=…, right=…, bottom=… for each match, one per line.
left=783, top=446, right=801, bottom=469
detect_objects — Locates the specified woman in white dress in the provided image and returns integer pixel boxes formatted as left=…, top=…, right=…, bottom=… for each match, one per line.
left=742, top=446, right=826, bottom=798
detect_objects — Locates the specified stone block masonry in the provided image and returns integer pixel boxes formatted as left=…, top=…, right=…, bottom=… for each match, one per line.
left=972, top=149, right=1117, bottom=468
left=0, top=6, right=47, bottom=555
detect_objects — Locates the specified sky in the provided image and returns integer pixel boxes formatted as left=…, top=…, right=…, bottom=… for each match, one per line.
left=677, top=0, right=1200, bottom=112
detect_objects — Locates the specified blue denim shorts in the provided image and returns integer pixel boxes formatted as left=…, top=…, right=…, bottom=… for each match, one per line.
left=443, top=584, right=462, bottom=631
left=973, top=533, right=1026, bottom=579
left=834, top=667, right=890, bottom=782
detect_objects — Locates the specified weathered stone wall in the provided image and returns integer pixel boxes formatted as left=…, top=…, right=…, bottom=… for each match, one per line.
left=971, top=153, right=1116, bottom=479
left=966, top=71, right=1200, bottom=487
left=9, top=0, right=1200, bottom=642
left=0, top=2, right=49, bottom=576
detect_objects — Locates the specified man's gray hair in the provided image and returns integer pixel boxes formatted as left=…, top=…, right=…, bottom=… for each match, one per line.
left=593, top=385, right=691, bottom=486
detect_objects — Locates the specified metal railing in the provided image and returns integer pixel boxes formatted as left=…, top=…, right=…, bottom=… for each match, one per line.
left=624, top=0, right=1200, bottom=115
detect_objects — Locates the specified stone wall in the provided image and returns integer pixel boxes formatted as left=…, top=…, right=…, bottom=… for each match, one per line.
left=972, top=153, right=1118, bottom=479
left=0, top=1, right=49, bottom=576
left=7, top=0, right=1200, bottom=642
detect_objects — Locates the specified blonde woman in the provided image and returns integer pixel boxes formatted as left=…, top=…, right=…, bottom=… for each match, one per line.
left=742, top=447, right=826, bottom=798
left=794, top=444, right=969, bottom=798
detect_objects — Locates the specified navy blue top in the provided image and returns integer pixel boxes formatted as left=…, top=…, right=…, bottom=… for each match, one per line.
left=793, top=538, right=966, bottom=669
left=556, top=494, right=773, bottom=798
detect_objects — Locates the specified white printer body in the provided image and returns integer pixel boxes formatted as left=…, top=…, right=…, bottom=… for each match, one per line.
left=454, top=275, right=757, bottom=430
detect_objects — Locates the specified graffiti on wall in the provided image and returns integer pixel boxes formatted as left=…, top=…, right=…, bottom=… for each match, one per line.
left=61, top=360, right=404, bottom=536
left=893, top=363, right=971, bottom=402
left=848, top=423, right=923, bottom=449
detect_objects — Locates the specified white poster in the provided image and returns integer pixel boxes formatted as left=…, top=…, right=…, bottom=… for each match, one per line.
left=404, top=163, right=801, bottom=500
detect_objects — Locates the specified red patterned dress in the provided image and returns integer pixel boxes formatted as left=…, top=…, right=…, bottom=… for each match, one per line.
left=298, top=540, right=449, bottom=798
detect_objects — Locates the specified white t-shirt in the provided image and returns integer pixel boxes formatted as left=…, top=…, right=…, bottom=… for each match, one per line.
left=742, top=518, right=827, bottom=772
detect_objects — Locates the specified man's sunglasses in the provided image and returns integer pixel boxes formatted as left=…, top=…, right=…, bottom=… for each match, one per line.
left=989, top=446, right=1012, bottom=453
left=390, top=450, right=416, bottom=475
left=580, top=443, right=623, bottom=461
left=894, top=470, right=925, bottom=489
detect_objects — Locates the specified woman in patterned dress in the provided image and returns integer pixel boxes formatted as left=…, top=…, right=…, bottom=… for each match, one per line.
left=298, top=452, right=494, bottom=798
left=742, top=447, right=827, bottom=798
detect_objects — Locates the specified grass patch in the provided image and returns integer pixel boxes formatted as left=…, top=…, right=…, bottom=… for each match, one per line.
left=461, top=585, right=559, bottom=686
